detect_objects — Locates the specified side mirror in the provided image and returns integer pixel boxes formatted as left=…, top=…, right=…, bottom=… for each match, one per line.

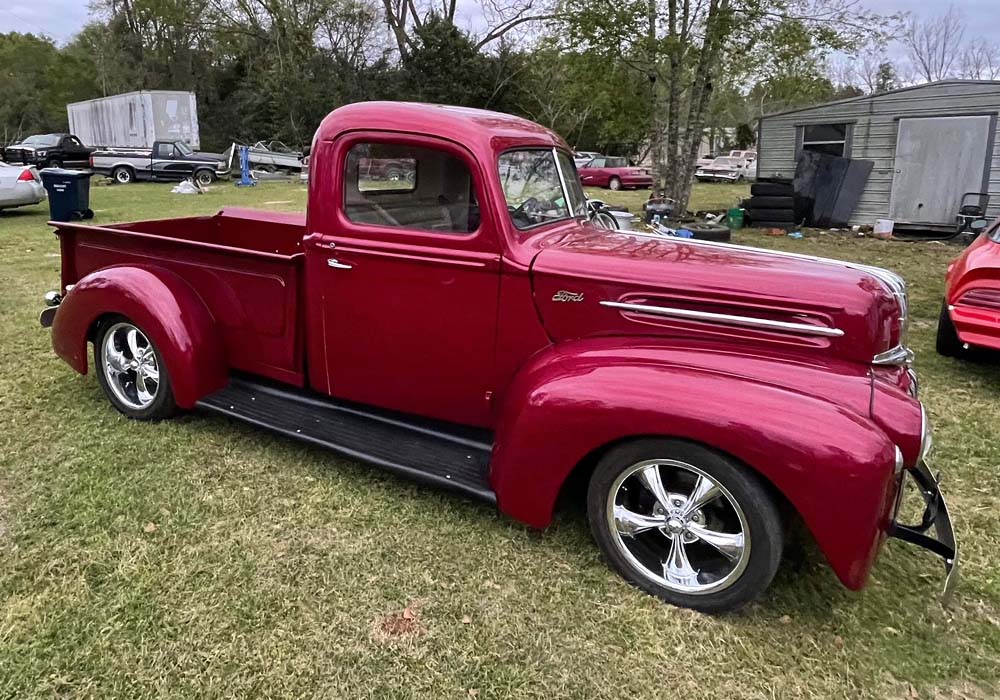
left=971, top=219, right=989, bottom=232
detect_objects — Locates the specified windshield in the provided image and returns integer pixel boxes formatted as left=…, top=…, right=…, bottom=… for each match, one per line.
left=498, top=149, right=586, bottom=230
left=175, top=141, right=193, bottom=156
left=22, top=134, right=61, bottom=146
left=713, top=157, right=740, bottom=166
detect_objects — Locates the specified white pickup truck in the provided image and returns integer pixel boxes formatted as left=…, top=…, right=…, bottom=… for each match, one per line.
left=90, top=140, right=231, bottom=185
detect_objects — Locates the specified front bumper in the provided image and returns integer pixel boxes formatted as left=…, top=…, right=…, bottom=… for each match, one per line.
left=40, top=290, right=62, bottom=328
left=696, top=172, right=741, bottom=181
left=888, top=460, right=959, bottom=604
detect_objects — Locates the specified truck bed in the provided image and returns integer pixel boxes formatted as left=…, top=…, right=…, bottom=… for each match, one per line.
left=53, top=208, right=307, bottom=385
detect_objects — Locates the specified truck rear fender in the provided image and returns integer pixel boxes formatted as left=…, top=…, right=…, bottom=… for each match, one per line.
left=491, top=340, right=897, bottom=590
left=52, top=265, right=227, bottom=408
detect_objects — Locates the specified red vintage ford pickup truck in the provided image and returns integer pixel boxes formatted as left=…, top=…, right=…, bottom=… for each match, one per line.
left=40, top=102, right=956, bottom=613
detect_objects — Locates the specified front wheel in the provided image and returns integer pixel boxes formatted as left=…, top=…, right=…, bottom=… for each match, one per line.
left=587, top=438, right=783, bottom=614
left=194, top=169, right=216, bottom=186
left=936, top=300, right=965, bottom=357
left=608, top=177, right=622, bottom=191
left=46, top=159, right=62, bottom=169
left=94, top=318, right=177, bottom=419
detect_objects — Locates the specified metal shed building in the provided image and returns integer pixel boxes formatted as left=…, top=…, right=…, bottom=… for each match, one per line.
left=757, top=80, right=1000, bottom=230
left=67, top=91, right=200, bottom=150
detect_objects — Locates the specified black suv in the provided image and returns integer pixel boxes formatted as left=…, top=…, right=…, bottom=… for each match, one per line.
left=3, top=134, right=94, bottom=169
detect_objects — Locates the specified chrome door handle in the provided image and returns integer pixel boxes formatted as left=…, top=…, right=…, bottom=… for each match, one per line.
left=327, top=258, right=352, bottom=270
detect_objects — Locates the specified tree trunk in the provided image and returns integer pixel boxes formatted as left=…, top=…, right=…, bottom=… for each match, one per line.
left=646, top=0, right=665, bottom=191
left=675, top=0, right=728, bottom=213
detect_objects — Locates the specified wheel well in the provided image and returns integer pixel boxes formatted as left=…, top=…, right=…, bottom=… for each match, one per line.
left=86, top=312, right=121, bottom=343
left=555, top=434, right=801, bottom=528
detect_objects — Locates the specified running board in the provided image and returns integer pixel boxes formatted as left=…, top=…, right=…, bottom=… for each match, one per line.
left=197, top=377, right=496, bottom=503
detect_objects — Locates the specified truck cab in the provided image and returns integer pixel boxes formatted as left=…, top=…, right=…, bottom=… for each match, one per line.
left=3, top=133, right=93, bottom=169
left=40, top=102, right=956, bottom=613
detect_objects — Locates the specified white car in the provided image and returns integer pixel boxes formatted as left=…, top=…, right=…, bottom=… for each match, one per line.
left=695, top=156, right=755, bottom=182
left=696, top=153, right=718, bottom=169
left=0, top=163, right=46, bottom=211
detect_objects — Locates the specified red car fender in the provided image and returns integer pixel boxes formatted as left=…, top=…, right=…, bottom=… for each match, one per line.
left=490, top=340, right=898, bottom=590
left=943, top=232, right=1000, bottom=350
left=51, top=265, right=228, bottom=408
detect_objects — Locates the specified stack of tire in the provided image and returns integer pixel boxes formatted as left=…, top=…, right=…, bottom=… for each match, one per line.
left=748, top=181, right=796, bottom=229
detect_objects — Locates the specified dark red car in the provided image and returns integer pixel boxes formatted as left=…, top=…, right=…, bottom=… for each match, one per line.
left=40, top=102, right=955, bottom=613
left=938, top=218, right=1000, bottom=355
left=577, top=156, right=653, bottom=190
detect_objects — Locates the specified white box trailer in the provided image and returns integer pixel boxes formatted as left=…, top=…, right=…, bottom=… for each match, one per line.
left=67, top=91, right=200, bottom=149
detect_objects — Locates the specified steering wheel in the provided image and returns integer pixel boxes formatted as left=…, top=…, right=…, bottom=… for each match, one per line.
left=509, top=197, right=539, bottom=218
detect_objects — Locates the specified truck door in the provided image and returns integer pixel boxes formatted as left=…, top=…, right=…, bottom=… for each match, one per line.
left=151, top=142, right=178, bottom=180
left=304, top=133, right=501, bottom=428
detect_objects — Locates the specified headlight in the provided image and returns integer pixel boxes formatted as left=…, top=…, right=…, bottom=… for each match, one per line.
left=36, top=150, right=47, bottom=157
left=919, top=404, right=932, bottom=462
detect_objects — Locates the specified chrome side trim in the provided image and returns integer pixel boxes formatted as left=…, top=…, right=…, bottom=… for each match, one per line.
left=872, top=344, right=914, bottom=366
left=631, top=229, right=913, bottom=360
left=600, top=300, right=845, bottom=337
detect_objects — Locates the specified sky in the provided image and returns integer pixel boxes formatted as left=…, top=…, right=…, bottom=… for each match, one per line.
left=1, top=0, right=999, bottom=47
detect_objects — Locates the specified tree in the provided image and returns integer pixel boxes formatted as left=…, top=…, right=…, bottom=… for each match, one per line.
left=0, top=33, right=98, bottom=144
left=513, top=46, right=651, bottom=153
left=902, top=5, right=965, bottom=82
left=561, top=0, right=892, bottom=212
left=381, top=0, right=558, bottom=58
left=960, top=39, right=1000, bottom=80
left=400, top=14, right=499, bottom=106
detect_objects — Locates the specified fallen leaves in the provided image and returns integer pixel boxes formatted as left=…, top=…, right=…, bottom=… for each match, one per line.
left=373, top=602, right=425, bottom=641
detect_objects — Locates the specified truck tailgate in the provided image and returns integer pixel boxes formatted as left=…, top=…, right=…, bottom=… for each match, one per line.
left=53, top=208, right=306, bottom=386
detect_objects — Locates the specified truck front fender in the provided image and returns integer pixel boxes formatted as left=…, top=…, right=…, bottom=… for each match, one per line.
left=52, top=265, right=227, bottom=408
left=491, top=339, right=897, bottom=590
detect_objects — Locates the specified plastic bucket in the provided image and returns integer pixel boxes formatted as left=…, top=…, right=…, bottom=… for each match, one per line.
left=727, top=207, right=744, bottom=230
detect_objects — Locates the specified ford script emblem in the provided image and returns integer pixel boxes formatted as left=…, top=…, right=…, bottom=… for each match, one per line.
left=552, top=290, right=584, bottom=302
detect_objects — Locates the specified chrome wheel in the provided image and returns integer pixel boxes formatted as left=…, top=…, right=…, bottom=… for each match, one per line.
left=606, top=459, right=751, bottom=595
left=100, top=322, right=160, bottom=410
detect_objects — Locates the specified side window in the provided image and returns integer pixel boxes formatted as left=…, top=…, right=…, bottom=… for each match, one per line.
left=69, top=136, right=83, bottom=147
left=588, top=158, right=606, bottom=168
left=343, top=142, right=478, bottom=234
left=799, top=123, right=850, bottom=158
left=156, top=143, right=175, bottom=158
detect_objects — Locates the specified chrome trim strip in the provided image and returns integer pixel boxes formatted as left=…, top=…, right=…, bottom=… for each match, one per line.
left=634, top=228, right=913, bottom=361
left=600, top=300, right=845, bottom=337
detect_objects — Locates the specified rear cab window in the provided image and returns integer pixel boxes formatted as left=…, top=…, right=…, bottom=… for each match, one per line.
left=343, top=142, right=479, bottom=234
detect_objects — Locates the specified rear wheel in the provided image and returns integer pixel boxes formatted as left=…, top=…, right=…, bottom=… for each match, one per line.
left=46, top=159, right=62, bottom=169
left=936, top=300, right=965, bottom=357
left=94, top=318, right=177, bottom=419
left=112, top=166, right=133, bottom=184
left=609, top=177, right=622, bottom=191
left=587, top=438, right=783, bottom=613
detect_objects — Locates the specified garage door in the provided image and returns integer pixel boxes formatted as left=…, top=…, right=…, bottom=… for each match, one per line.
left=889, top=116, right=993, bottom=225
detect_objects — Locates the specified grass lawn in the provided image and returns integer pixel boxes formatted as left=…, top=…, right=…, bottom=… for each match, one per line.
left=1, top=179, right=999, bottom=699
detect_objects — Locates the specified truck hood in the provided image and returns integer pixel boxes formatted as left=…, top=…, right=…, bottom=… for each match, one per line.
left=529, top=227, right=905, bottom=365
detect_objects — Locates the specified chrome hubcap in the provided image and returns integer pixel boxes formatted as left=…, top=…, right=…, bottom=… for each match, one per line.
left=606, top=459, right=750, bottom=595
left=101, top=322, right=159, bottom=410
